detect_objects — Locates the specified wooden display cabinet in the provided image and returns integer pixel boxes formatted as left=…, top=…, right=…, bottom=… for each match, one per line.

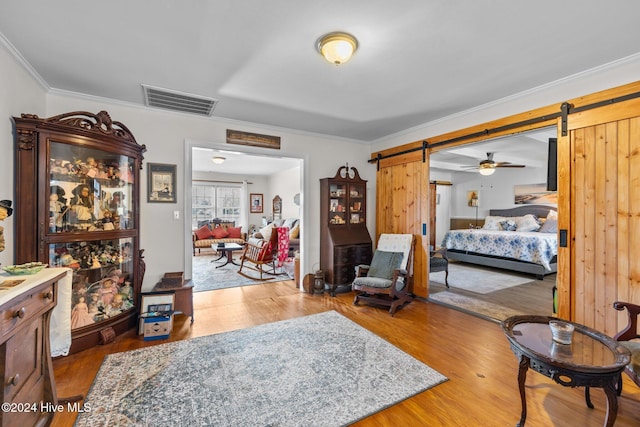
left=320, top=166, right=372, bottom=296
left=12, top=111, right=146, bottom=354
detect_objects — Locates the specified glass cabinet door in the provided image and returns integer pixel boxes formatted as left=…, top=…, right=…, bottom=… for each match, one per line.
left=328, top=183, right=347, bottom=224
left=49, top=237, right=135, bottom=330
left=349, top=183, right=365, bottom=224
left=49, top=141, right=135, bottom=233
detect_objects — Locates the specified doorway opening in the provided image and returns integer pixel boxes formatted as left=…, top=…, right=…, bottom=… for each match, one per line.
left=185, top=142, right=303, bottom=292
left=428, top=127, right=557, bottom=321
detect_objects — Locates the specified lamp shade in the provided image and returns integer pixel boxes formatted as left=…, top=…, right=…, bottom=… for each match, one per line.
left=211, top=156, right=226, bottom=164
left=316, top=32, right=358, bottom=65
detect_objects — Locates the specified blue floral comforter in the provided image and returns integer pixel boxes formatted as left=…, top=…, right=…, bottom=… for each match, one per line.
left=441, top=229, right=558, bottom=271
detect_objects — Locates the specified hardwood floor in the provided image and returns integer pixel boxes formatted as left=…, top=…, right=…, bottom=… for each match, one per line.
left=52, top=280, right=640, bottom=426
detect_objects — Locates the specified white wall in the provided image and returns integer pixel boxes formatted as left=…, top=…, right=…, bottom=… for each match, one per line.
left=450, top=166, right=549, bottom=220
left=0, top=42, right=47, bottom=267
left=268, top=166, right=301, bottom=221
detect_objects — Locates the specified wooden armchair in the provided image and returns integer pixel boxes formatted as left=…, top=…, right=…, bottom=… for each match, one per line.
left=612, top=301, right=640, bottom=392
left=352, top=234, right=415, bottom=316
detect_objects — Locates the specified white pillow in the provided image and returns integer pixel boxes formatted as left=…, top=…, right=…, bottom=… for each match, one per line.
left=516, top=214, right=541, bottom=232
left=258, top=223, right=275, bottom=241
left=483, top=216, right=507, bottom=230
left=547, top=210, right=558, bottom=220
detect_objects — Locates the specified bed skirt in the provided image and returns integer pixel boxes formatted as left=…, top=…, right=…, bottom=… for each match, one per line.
left=446, top=249, right=557, bottom=280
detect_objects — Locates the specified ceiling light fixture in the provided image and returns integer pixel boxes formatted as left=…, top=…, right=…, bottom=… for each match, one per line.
left=211, top=156, right=226, bottom=164
left=316, top=32, right=358, bottom=65
left=478, top=164, right=496, bottom=176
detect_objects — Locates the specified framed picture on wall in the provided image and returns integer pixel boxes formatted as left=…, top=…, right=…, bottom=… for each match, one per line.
left=148, top=163, right=177, bottom=203
left=250, top=193, right=263, bottom=213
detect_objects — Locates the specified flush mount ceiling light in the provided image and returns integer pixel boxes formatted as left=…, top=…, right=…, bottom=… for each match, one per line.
left=211, top=156, right=226, bottom=164
left=316, top=32, right=358, bottom=65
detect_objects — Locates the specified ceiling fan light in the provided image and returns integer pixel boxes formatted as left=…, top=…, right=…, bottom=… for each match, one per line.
left=316, top=32, right=358, bottom=65
left=211, top=156, right=226, bottom=164
left=478, top=166, right=495, bottom=176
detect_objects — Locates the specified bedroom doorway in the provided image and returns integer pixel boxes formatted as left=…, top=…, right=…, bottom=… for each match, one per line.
left=428, top=127, right=557, bottom=321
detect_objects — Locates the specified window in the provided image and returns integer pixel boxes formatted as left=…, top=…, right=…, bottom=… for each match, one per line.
left=192, top=182, right=241, bottom=229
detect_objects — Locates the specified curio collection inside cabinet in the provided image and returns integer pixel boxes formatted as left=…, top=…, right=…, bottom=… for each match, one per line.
left=12, top=111, right=147, bottom=353
left=320, top=166, right=372, bottom=296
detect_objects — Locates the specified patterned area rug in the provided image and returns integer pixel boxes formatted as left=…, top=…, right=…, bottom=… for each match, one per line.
left=429, top=262, right=533, bottom=294
left=429, top=291, right=526, bottom=322
left=74, top=311, right=447, bottom=427
left=191, top=254, right=280, bottom=292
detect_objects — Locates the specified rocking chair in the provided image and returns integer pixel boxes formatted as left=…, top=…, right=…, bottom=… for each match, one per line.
left=237, top=226, right=289, bottom=280
left=352, top=233, right=415, bottom=316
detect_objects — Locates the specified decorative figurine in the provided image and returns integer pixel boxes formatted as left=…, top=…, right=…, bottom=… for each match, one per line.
left=101, top=210, right=115, bottom=230
left=70, top=184, right=95, bottom=229
left=70, top=296, right=95, bottom=329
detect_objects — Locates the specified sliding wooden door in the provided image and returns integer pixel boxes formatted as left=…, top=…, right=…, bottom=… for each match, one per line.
left=560, top=98, right=640, bottom=335
left=376, top=157, right=430, bottom=297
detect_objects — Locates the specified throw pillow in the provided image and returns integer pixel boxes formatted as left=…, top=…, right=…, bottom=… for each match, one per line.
left=227, top=226, right=242, bottom=238
left=212, top=227, right=229, bottom=239
left=539, top=219, right=558, bottom=233
left=289, top=224, right=300, bottom=239
left=547, top=210, right=558, bottom=220
left=259, top=223, right=275, bottom=242
left=515, top=214, right=541, bottom=232
left=483, top=216, right=507, bottom=230
left=194, top=225, right=213, bottom=240
left=367, top=250, right=404, bottom=280
left=500, top=219, right=517, bottom=231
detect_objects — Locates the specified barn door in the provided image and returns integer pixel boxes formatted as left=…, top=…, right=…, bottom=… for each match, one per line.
left=376, top=158, right=430, bottom=297
left=560, top=98, right=640, bottom=335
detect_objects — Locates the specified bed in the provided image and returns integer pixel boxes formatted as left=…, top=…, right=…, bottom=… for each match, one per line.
left=442, top=205, right=558, bottom=279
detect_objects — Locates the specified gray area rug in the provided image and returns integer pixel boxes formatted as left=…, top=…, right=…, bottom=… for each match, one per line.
left=429, top=262, right=532, bottom=294
left=429, top=291, right=526, bottom=322
left=74, top=310, right=447, bottom=427
left=191, top=254, right=278, bottom=292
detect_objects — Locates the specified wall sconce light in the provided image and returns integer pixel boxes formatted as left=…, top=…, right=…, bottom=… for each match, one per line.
left=316, top=32, right=358, bottom=65
left=211, top=156, right=226, bottom=164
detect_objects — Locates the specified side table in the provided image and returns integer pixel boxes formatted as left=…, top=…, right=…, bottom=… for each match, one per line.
left=501, top=315, right=630, bottom=427
left=153, top=281, right=194, bottom=324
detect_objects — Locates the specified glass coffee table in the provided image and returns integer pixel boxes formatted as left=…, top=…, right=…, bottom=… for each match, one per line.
left=210, top=243, right=245, bottom=268
left=501, top=315, right=630, bottom=427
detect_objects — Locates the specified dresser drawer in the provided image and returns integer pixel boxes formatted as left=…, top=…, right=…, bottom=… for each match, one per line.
left=2, top=316, right=44, bottom=404
left=0, top=284, right=55, bottom=341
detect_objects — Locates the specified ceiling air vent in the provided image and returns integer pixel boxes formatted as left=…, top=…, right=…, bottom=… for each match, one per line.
left=142, top=84, right=218, bottom=116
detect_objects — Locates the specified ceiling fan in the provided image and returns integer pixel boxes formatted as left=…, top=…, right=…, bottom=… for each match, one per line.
left=464, top=152, right=526, bottom=175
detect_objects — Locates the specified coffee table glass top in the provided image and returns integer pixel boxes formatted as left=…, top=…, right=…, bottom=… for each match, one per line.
left=503, top=316, right=630, bottom=372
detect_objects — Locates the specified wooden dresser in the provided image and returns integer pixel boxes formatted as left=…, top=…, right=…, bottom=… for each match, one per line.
left=0, top=269, right=67, bottom=427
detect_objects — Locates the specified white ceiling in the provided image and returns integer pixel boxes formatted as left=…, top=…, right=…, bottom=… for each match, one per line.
left=2, top=1, right=640, bottom=144
left=192, top=147, right=301, bottom=175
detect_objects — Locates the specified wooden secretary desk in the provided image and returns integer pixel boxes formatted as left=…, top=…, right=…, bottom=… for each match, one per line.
left=320, top=166, right=372, bottom=296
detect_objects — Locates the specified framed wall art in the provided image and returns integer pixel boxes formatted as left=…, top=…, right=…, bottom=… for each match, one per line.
left=148, top=163, right=177, bottom=203
left=250, top=193, right=263, bottom=213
